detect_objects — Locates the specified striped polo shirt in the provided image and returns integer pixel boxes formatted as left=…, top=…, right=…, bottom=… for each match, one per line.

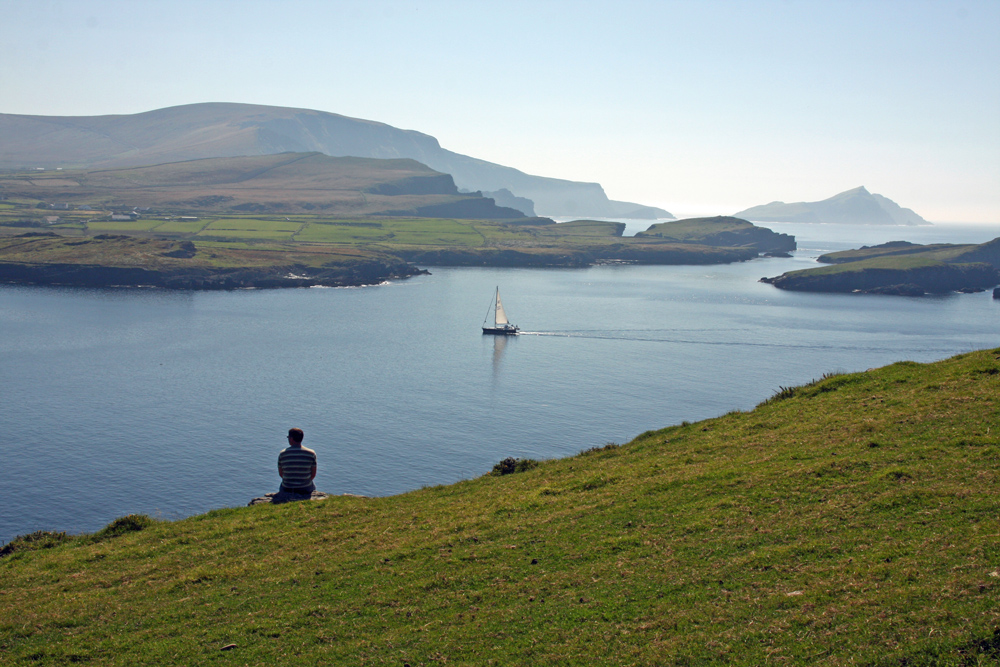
left=278, top=445, right=317, bottom=489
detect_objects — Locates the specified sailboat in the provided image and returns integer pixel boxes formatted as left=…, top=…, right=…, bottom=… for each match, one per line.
left=482, top=287, right=519, bottom=335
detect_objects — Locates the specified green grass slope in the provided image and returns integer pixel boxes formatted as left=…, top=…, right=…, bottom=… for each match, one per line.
left=818, top=239, right=1000, bottom=267
left=2, top=350, right=999, bottom=665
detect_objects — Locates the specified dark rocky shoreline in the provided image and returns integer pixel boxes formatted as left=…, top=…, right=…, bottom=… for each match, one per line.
left=0, top=260, right=427, bottom=290
left=761, top=262, right=1000, bottom=296
left=396, top=244, right=762, bottom=268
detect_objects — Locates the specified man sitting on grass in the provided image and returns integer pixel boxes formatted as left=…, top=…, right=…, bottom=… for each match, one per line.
left=278, top=428, right=317, bottom=495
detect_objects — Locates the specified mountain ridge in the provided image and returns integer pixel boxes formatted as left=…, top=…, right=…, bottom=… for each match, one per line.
left=0, top=102, right=672, bottom=220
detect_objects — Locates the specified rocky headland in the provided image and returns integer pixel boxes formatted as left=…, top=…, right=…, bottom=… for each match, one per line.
left=761, top=261, right=1000, bottom=295
left=634, top=216, right=796, bottom=255
left=762, top=237, right=1000, bottom=296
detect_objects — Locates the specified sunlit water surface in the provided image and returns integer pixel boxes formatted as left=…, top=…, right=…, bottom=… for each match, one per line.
left=1, top=222, right=997, bottom=543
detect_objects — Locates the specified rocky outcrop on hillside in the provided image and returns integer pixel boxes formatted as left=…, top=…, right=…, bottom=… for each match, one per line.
left=384, top=198, right=527, bottom=219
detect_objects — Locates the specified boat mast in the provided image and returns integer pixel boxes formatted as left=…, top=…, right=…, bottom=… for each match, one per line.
left=483, top=286, right=500, bottom=327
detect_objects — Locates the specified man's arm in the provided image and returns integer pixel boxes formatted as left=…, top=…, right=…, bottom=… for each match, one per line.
left=310, top=465, right=317, bottom=481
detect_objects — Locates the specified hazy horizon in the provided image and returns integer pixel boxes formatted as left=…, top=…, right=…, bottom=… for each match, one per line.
left=3, top=0, right=998, bottom=223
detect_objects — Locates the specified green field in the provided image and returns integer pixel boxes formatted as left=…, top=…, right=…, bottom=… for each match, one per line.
left=152, top=219, right=209, bottom=233
left=204, top=218, right=303, bottom=232
left=197, top=228, right=296, bottom=240
left=638, top=216, right=753, bottom=239
left=786, top=254, right=945, bottom=276
left=2, top=349, right=998, bottom=665
left=87, top=219, right=164, bottom=232
left=292, top=218, right=489, bottom=246
left=539, top=219, right=625, bottom=237
left=293, top=221, right=392, bottom=243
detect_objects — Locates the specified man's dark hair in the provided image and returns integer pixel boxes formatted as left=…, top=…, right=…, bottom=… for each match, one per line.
left=288, top=428, right=304, bottom=444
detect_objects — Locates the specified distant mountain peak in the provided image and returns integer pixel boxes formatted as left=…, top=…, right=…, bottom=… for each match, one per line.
left=734, top=187, right=929, bottom=226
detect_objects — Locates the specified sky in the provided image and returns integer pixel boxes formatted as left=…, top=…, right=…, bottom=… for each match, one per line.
left=2, top=0, right=999, bottom=222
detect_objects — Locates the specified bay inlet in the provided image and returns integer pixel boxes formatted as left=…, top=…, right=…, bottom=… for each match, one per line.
left=1, top=223, right=998, bottom=544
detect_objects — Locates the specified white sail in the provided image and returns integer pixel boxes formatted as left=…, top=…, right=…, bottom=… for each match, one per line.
left=495, top=291, right=509, bottom=325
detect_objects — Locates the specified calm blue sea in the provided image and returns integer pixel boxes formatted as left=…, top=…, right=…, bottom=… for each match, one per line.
left=1, top=222, right=998, bottom=544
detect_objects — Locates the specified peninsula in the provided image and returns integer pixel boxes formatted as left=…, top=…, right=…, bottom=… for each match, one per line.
left=2, top=348, right=998, bottom=665
left=0, top=157, right=794, bottom=289
left=761, top=238, right=1000, bottom=295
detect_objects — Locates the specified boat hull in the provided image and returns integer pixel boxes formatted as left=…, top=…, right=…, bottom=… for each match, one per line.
left=482, top=326, right=519, bottom=336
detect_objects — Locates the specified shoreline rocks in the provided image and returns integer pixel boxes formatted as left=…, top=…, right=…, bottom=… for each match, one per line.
left=0, top=260, right=426, bottom=290
left=248, top=491, right=331, bottom=505
left=247, top=491, right=369, bottom=506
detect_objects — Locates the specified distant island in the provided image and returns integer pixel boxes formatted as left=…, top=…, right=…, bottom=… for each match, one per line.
left=761, top=238, right=1000, bottom=295
left=734, top=186, right=929, bottom=226
left=0, top=102, right=672, bottom=220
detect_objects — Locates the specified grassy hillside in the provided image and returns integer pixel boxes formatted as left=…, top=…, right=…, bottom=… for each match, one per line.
left=817, top=242, right=973, bottom=264
left=0, top=153, right=525, bottom=219
left=637, top=216, right=754, bottom=239
left=2, top=349, right=999, bottom=665
left=818, top=239, right=1000, bottom=268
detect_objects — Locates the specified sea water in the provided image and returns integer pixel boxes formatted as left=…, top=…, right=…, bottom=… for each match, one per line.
left=1, top=223, right=998, bottom=544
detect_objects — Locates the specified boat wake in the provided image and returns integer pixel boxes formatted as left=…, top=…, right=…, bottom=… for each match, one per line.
left=513, top=330, right=954, bottom=354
